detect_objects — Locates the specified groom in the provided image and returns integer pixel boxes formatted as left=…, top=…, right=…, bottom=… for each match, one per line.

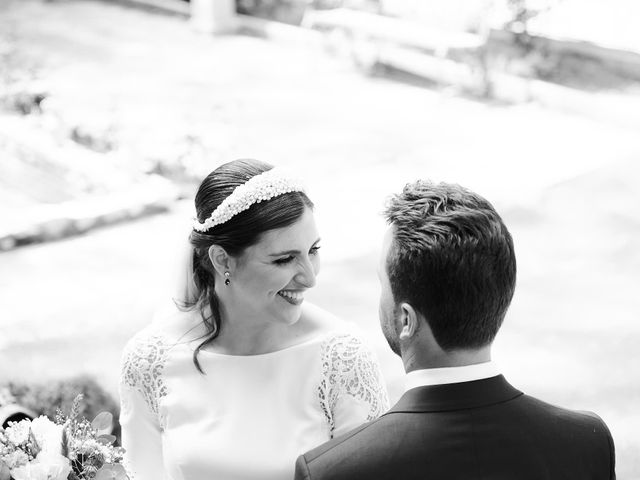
left=295, top=181, right=615, bottom=479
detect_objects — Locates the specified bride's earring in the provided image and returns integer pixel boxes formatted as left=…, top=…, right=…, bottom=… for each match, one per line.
left=224, top=271, right=231, bottom=286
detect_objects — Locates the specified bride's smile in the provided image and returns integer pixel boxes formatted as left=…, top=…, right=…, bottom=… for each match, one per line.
left=277, top=289, right=306, bottom=305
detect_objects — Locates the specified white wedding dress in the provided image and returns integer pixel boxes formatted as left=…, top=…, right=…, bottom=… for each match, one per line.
left=119, top=308, right=389, bottom=480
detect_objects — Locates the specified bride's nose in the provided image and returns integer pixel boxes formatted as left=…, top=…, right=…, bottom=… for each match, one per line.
left=295, top=256, right=317, bottom=288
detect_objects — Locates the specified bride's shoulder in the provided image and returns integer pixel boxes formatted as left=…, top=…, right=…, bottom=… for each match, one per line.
left=120, top=307, right=201, bottom=388
left=301, top=302, right=343, bottom=331
left=301, top=303, right=370, bottom=345
left=122, top=304, right=200, bottom=357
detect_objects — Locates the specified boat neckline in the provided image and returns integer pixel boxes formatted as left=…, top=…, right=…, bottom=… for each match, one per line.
left=196, top=330, right=333, bottom=358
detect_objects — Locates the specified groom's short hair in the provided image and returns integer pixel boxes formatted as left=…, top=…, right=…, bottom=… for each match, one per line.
left=384, top=181, right=516, bottom=350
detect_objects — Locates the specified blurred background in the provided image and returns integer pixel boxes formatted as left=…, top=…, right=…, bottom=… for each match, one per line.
left=0, top=0, right=638, bottom=477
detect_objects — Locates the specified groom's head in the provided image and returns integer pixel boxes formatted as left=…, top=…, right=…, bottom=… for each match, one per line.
left=379, top=181, right=516, bottom=360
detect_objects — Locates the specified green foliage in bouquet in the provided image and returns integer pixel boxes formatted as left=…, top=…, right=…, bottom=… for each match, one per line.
left=59, top=395, right=127, bottom=480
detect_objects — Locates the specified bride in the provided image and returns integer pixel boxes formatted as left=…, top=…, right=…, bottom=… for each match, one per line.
left=119, top=159, right=389, bottom=480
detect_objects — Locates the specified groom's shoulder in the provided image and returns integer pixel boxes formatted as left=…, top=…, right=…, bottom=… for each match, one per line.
left=498, top=390, right=613, bottom=474
left=296, top=412, right=415, bottom=480
left=518, top=392, right=607, bottom=424
left=517, top=392, right=613, bottom=439
left=301, top=411, right=396, bottom=465
left=298, top=390, right=615, bottom=476
left=515, top=393, right=615, bottom=469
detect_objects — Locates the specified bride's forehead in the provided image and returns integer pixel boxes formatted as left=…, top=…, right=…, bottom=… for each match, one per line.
left=251, top=213, right=318, bottom=251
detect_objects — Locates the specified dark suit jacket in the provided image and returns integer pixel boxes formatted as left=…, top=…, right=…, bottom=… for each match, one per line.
left=295, top=375, right=615, bottom=480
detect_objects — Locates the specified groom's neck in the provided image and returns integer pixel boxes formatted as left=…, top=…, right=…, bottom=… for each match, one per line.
left=403, top=345, right=492, bottom=373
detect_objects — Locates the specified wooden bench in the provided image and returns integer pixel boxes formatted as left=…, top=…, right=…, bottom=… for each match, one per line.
left=302, top=8, right=490, bottom=93
left=303, top=8, right=485, bottom=55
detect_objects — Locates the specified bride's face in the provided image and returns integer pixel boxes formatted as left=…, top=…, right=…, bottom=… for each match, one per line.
left=228, top=207, right=321, bottom=326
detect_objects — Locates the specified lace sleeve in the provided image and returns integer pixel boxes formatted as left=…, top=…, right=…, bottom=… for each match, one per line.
left=318, top=331, right=390, bottom=438
left=119, top=332, right=169, bottom=480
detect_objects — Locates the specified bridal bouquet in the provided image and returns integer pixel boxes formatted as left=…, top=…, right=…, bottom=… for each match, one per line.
left=0, top=395, right=128, bottom=480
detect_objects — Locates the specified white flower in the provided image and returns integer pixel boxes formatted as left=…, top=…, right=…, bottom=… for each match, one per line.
left=29, top=417, right=63, bottom=455
left=10, top=452, right=71, bottom=480
left=5, top=420, right=31, bottom=446
left=1, top=450, right=29, bottom=469
left=76, top=438, right=100, bottom=456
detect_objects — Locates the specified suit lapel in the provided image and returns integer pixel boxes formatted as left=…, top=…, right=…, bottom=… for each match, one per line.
left=384, top=375, right=523, bottom=414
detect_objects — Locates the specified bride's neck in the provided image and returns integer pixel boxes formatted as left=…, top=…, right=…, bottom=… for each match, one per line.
left=215, top=322, right=288, bottom=355
left=202, top=301, right=292, bottom=356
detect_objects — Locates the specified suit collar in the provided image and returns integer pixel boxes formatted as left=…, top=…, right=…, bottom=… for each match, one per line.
left=384, top=375, right=523, bottom=414
left=404, top=361, right=500, bottom=391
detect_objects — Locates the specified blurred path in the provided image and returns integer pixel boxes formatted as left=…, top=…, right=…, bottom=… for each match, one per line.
left=0, top=1, right=638, bottom=477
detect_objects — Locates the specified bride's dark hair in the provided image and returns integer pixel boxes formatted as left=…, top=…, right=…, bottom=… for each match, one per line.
left=183, top=159, right=313, bottom=373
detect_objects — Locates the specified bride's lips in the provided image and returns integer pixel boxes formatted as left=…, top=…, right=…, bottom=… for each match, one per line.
left=277, top=289, right=305, bottom=306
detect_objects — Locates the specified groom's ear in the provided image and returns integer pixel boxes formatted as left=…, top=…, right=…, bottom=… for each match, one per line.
left=208, top=245, right=232, bottom=276
left=398, top=302, right=420, bottom=341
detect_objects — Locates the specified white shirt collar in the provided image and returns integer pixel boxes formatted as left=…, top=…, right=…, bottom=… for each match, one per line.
left=405, top=361, right=501, bottom=392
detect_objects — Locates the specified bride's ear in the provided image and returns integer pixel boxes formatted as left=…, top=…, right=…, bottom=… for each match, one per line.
left=208, top=245, right=232, bottom=276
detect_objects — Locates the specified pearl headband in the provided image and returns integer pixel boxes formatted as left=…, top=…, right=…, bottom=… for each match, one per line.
left=192, top=168, right=306, bottom=232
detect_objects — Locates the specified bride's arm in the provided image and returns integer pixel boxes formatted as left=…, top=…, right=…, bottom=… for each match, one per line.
left=119, top=333, right=167, bottom=480
left=319, top=330, right=390, bottom=438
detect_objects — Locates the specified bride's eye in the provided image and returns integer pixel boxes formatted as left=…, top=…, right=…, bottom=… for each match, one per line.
left=310, top=246, right=321, bottom=255
left=274, top=256, right=295, bottom=265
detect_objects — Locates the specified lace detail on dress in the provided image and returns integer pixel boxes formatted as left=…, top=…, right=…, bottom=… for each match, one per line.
left=121, top=332, right=170, bottom=428
left=318, top=331, right=389, bottom=437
